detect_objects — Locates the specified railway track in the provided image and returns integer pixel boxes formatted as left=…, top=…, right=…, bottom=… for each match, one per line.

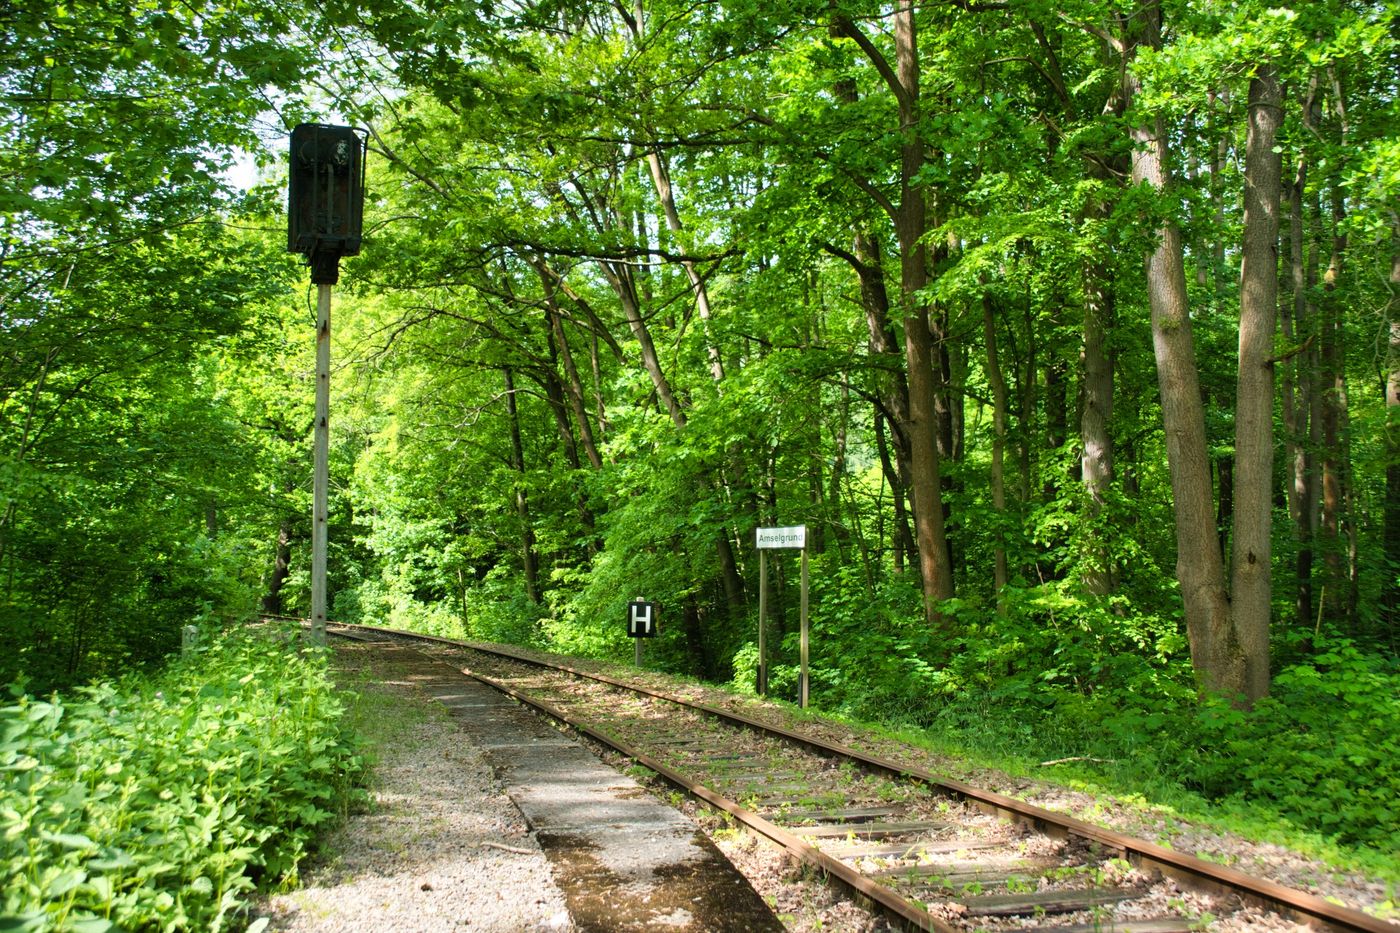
left=327, top=621, right=1394, bottom=933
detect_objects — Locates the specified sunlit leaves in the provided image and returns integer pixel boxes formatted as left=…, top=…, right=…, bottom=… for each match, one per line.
left=0, top=627, right=363, bottom=929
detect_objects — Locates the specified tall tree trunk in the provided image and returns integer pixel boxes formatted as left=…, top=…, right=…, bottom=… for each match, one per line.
left=646, top=149, right=725, bottom=384
left=1319, top=191, right=1348, bottom=626
left=539, top=328, right=598, bottom=546
left=536, top=260, right=604, bottom=470
left=1011, top=301, right=1037, bottom=507
left=503, top=368, right=541, bottom=605
left=942, top=330, right=965, bottom=583
left=983, top=294, right=1010, bottom=595
left=260, top=519, right=294, bottom=616
left=830, top=231, right=920, bottom=578
left=1383, top=224, right=1400, bottom=642
left=1080, top=259, right=1116, bottom=596
left=1230, top=63, right=1282, bottom=702
left=1283, top=165, right=1316, bottom=629
left=897, top=3, right=954, bottom=617
left=1216, top=450, right=1234, bottom=559
left=836, top=1, right=955, bottom=625
left=1126, top=1, right=1243, bottom=700
left=1318, top=67, right=1353, bottom=628
left=875, top=409, right=914, bottom=573
left=829, top=376, right=851, bottom=556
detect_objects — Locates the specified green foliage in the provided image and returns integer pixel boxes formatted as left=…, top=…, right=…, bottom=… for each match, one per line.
left=0, top=625, right=363, bottom=931
left=744, top=560, right=942, bottom=718
left=1190, top=635, right=1400, bottom=849
left=919, top=625, right=1399, bottom=853
left=0, top=225, right=304, bottom=692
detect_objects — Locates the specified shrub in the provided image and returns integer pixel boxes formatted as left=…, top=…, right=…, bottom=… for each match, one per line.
left=0, top=624, right=363, bottom=931
left=1190, top=635, right=1400, bottom=849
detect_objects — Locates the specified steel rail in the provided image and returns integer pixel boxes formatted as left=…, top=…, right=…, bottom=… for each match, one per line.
left=466, top=667, right=956, bottom=933
left=328, top=621, right=1396, bottom=933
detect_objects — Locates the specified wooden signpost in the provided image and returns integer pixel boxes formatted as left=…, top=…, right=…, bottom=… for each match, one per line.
left=755, top=525, right=809, bottom=707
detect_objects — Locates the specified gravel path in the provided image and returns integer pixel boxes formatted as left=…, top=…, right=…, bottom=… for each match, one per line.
left=255, top=645, right=571, bottom=932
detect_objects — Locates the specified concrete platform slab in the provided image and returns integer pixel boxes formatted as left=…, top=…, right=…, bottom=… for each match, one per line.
left=371, top=642, right=784, bottom=933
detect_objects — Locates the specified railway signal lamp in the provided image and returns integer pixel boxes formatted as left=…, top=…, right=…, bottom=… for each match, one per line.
left=287, top=123, right=368, bottom=647
left=288, top=123, right=367, bottom=284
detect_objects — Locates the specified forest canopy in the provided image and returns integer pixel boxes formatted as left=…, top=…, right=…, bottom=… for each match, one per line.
left=2, top=1, right=1398, bottom=841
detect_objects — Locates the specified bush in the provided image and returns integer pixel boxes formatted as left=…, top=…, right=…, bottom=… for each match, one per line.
left=1190, top=636, right=1400, bottom=849
left=0, top=624, right=363, bottom=931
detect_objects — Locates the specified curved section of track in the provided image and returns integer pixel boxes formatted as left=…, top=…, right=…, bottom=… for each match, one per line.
left=329, top=622, right=1394, bottom=933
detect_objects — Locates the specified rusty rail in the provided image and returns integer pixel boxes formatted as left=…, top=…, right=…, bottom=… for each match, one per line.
left=327, top=621, right=1396, bottom=933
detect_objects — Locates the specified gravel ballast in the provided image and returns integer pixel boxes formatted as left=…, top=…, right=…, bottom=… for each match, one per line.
left=256, top=643, right=571, bottom=932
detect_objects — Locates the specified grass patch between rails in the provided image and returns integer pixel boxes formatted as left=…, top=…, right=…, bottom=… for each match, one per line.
left=1, top=623, right=364, bottom=932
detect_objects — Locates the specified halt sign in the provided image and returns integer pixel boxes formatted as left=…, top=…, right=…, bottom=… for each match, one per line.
left=626, top=599, right=657, bottom=638
left=756, top=525, right=806, bottom=549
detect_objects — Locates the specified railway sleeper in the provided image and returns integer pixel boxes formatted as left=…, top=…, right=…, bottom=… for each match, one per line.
left=906, top=867, right=1056, bottom=892
left=872, top=855, right=1063, bottom=880
left=770, top=805, right=901, bottom=823
left=789, top=819, right=953, bottom=839
left=823, top=837, right=1009, bottom=859
left=955, top=885, right=1141, bottom=917
left=1032, top=920, right=1197, bottom=933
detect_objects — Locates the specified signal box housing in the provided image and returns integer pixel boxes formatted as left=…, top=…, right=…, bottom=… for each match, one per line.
left=288, top=123, right=366, bottom=284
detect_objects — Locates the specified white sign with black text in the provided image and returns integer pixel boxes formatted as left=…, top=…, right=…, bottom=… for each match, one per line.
left=755, top=525, right=806, bottom=549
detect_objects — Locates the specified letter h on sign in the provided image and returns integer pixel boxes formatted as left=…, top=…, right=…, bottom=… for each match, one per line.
left=627, top=600, right=657, bottom=638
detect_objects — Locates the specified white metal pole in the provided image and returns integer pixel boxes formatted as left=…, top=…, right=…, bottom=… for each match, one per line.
left=757, top=549, right=768, bottom=695
left=310, top=282, right=331, bottom=647
left=799, top=547, right=809, bottom=708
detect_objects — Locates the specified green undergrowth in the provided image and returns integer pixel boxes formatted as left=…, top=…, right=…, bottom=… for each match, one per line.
left=1, top=624, right=364, bottom=932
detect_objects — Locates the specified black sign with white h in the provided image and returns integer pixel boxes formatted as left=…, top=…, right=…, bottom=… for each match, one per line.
left=627, top=599, right=657, bottom=638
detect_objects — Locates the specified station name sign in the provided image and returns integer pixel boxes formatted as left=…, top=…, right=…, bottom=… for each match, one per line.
left=756, top=525, right=806, bottom=549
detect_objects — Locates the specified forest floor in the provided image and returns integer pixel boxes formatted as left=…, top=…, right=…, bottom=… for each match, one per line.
left=254, top=641, right=1397, bottom=932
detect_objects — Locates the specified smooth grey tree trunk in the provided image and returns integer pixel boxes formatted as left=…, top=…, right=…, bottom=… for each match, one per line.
left=1230, top=64, right=1283, bottom=703
left=1126, top=1, right=1242, bottom=701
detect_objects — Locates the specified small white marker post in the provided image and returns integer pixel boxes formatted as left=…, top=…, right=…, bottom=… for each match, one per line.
left=755, top=525, right=809, bottom=707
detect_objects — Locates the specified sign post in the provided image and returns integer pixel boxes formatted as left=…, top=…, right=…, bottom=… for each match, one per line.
left=288, top=124, right=367, bottom=647
left=755, top=525, right=809, bottom=707
left=626, top=597, right=657, bottom=667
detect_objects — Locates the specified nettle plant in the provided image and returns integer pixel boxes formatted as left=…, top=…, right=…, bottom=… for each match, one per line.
left=1, top=625, right=363, bottom=932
